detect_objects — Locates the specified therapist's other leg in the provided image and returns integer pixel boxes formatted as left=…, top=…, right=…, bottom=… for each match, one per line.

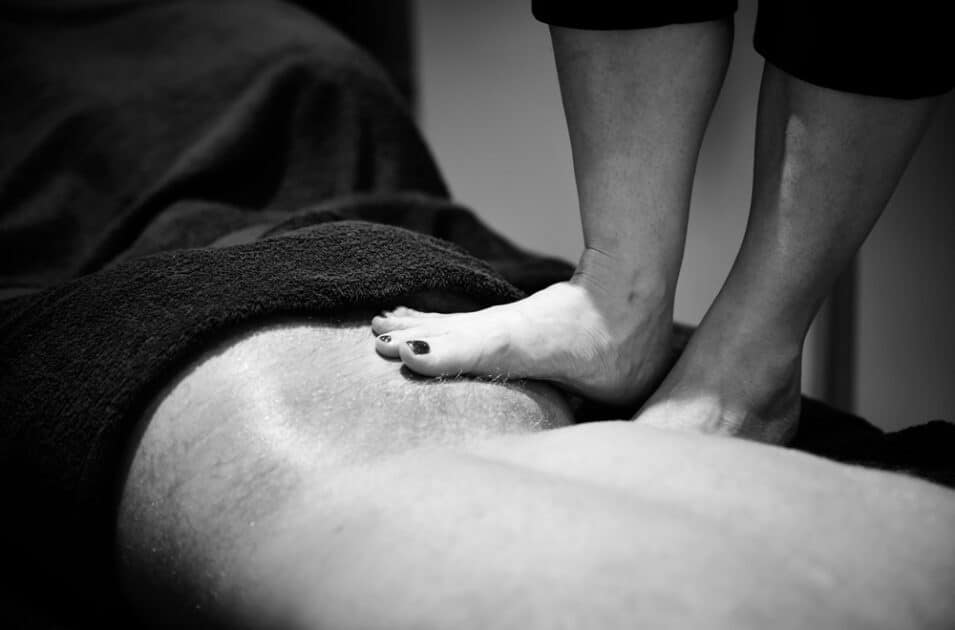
left=637, top=63, right=939, bottom=442
left=374, top=20, right=733, bottom=407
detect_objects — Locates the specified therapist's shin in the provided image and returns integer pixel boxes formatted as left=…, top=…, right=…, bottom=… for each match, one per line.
left=550, top=19, right=732, bottom=297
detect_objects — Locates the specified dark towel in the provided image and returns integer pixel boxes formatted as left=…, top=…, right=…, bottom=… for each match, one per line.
left=0, top=197, right=545, bottom=626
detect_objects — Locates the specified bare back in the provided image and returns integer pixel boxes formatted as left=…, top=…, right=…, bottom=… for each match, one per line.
left=115, top=310, right=955, bottom=629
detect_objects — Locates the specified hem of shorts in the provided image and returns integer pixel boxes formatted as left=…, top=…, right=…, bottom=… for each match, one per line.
left=753, top=33, right=955, bottom=100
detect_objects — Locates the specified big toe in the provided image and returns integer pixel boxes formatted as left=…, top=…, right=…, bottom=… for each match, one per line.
left=396, top=333, right=496, bottom=378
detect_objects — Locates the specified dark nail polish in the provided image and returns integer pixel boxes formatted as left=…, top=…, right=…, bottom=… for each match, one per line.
left=378, top=335, right=391, bottom=343
left=407, top=340, right=430, bottom=355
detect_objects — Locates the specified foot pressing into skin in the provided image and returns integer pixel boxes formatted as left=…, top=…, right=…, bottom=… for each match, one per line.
left=633, top=321, right=802, bottom=445
left=371, top=272, right=674, bottom=407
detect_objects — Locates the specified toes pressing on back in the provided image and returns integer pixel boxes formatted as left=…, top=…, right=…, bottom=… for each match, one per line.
left=396, top=334, right=494, bottom=378
left=376, top=327, right=424, bottom=358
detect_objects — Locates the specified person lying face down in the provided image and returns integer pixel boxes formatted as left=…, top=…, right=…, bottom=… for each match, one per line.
left=115, top=299, right=955, bottom=630
left=0, top=1, right=953, bottom=629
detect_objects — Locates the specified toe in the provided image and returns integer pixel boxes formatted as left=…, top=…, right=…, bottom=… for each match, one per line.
left=374, top=327, right=419, bottom=358
left=371, top=314, right=425, bottom=335
left=397, top=334, right=492, bottom=378
left=372, top=310, right=472, bottom=335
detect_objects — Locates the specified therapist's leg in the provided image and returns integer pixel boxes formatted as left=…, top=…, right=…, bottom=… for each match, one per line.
left=637, top=63, right=939, bottom=442
left=373, top=20, right=733, bottom=407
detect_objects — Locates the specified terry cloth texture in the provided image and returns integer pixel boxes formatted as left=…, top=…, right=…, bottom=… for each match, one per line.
left=533, top=0, right=954, bottom=99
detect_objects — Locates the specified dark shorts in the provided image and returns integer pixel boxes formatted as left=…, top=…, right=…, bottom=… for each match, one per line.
left=532, top=0, right=954, bottom=99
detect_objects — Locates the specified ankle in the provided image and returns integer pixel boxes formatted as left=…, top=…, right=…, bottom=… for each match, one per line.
left=571, top=247, right=674, bottom=308
left=658, top=332, right=802, bottom=442
left=679, top=320, right=803, bottom=412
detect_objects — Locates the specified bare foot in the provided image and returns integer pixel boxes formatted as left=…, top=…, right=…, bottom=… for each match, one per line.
left=634, top=324, right=802, bottom=444
left=371, top=256, right=673, bottom=407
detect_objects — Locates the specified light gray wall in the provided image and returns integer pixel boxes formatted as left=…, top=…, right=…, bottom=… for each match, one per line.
left=416, top=0, right=954, bottom=431
left=856, top=94, right=955, bottom=431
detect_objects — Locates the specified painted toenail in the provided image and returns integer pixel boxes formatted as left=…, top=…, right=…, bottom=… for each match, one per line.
left=378, top=334, right=391, bottom=343
left=407, top=340, right=430, bottom=355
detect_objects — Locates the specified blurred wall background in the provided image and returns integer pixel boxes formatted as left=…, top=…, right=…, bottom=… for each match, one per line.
left=414, top=0, right=954, bottom=431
